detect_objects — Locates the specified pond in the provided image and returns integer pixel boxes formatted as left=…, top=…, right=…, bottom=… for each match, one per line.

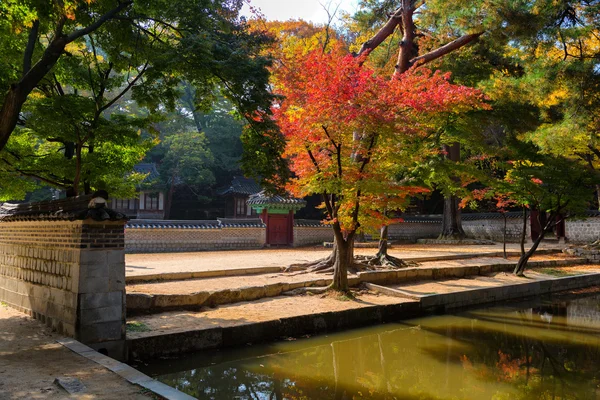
left=139, top=291, right=600, bottom=399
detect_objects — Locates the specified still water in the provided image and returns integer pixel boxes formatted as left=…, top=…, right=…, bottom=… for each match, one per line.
left=140, top=292, right=600, bottom=399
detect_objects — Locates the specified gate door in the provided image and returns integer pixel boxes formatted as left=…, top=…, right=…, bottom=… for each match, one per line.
left=268, top=215, right=289, bottom=245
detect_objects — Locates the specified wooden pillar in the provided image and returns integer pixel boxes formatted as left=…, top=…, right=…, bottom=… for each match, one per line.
left=288, top=210, right=294, bottom=245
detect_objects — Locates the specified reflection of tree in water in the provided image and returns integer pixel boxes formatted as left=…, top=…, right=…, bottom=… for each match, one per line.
left=155, top=295, right=600, bottom=399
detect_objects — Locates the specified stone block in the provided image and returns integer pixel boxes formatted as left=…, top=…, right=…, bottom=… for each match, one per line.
left=80, top=305, right=123, bottom=325
left=79, top=250, right=107, bottom=266
left=125, top=293, right=153, bottom=310
left=78, top=276, right=109, bottom=294
left=405, top=268, right=419, bottom=280
left=106, top=250, right=125, bottom=267
left=77, top=320, right=124, bottom=343
left=416, top=268, right=433, bottom=280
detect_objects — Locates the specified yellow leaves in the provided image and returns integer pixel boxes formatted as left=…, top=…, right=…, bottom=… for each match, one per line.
left=539, top=87, right=569, bottom=107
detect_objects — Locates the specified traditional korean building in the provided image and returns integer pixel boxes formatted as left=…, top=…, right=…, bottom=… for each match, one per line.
left=217, top=176, right=262, bottom=218
left=248, top=191, right=306, bottom=246
left=110, top=163, right=166, bottom=220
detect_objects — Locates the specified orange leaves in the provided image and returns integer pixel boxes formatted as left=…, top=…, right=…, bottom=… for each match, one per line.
left=274, top=48, right=487, bottom=232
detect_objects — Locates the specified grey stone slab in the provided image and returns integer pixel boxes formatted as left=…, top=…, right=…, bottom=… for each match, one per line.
left=79, top=305, right=123, bottom=325
left=54, top=377, right=86, bottom=394
left=78, top=276, right=109, bottom=294
left=80, top=291, right=123, bottom=310
left=78, top=320, right=123, bottom=343
left=79, top=250, right=107, bottom=266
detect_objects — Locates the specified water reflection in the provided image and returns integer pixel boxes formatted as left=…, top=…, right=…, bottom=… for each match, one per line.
left=142, top=293, right=600, bottom=399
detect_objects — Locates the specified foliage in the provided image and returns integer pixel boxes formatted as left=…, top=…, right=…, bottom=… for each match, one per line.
left=274, top=46, right=487, bottom=235
left=0, top=0, right=277, bottom=198
left=159, top=132, right=215, bottom=201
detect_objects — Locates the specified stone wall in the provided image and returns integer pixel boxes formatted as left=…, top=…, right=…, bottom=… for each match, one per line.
left=293, top=226, right=334, bottom=247
left=0, top=219, right=127, bottom=359
left=387, top=221, right=440, bottom=242
left=463, top=215, right=530, bottom=243
left=125, top=220, right=266, bottom=253
left=123, top=214, right=600, bottom=253
left=565, top=219, right=600, bottom=243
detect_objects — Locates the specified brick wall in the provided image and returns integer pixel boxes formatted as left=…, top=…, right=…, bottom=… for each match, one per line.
left=0, top=219, right=127, bottom=359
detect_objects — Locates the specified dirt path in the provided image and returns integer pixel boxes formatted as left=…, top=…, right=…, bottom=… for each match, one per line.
left=126, top=243, right=561, bottom=277
left=0, top=304, right=152, bottom=400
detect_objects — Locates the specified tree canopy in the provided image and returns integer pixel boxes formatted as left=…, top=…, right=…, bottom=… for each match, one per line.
left=0, top=0, right=277, bottom=198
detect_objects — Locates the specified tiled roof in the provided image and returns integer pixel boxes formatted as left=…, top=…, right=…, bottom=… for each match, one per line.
left=217, top=176, right=261, bottom=196
left=133, top=163, right=161, bottom=182
left=126, top=218, right=265, bottom=229
left=247, top=191, right=306, bottom=207
left=294, top=219, right=329, bottom=227
left=0, top=195, right=127, bottom=222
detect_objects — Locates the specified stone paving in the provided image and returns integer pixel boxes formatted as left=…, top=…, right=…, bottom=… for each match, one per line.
left=125, top=243, right=562, bottom=277
left=0, top=304, right=152, bottom=400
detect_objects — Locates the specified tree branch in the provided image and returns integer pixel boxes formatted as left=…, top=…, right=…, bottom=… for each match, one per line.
left=357, top=7, right=403, bottom=58
left=66, top=1, right=133, bottom=42
left=98, top=62, right=148, bottom=114
left=409, top=32, right=484, bottom=69
left=23, top=20, right=40, bottom=76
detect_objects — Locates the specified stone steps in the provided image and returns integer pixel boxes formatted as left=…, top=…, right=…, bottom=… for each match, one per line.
left=126, top=257, right=586, bottom=314
left=126, top=272, right=600, bottom=360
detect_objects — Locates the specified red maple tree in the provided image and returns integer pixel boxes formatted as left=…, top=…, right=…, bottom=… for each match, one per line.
left=273, top=46, right=487, bottom=291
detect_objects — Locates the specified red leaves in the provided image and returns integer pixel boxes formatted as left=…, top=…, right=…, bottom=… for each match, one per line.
left=273, top=47, right=487, bottom=232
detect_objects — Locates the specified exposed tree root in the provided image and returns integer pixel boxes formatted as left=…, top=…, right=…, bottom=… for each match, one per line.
left=286, top=253, right=418, bottom=276
left=283, top=283, right=358, bottom=296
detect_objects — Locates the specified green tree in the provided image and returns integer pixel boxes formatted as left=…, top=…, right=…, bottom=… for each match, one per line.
left=0, top=0, right=278, bottom=197
left=497, top=150, right=596, bottom=275
left=159, top=132, right=215, bottom=218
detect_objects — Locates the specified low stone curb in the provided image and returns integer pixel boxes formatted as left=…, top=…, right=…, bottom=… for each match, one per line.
left=420, top=272, right=600, bottom=310
left=126, top=257, right=586, bottom=313
left=127, top=272, right=600, bottom=360
left=58, top=338, right=196, bottom=400
left=126, top=266, right=284, bottom=284
left=416, top=239, right=496, bottom=245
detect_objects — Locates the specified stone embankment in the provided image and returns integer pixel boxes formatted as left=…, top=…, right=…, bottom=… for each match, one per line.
left=125, top=252, right=600, bottom=360
left=126, top=254, right=583, bottom=313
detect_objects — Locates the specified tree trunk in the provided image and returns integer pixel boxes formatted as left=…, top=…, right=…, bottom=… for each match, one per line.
left=71, top=143, right=83, bottom=196
left=440, top=195, right=465, bottom=239
left=0, top=37, right=68, bottom=151
left=520, top=207, right=527, bottom=256
left=596, top=184, right=600, bottom=211
left=503, top=213, right=507, bottom=259
left=377, top=225, right=389, bottom=256
left=439, top=142, right=465, bottom=239
left=514, top=213, right=550, bottom=276
left=331, top=232, right=353, bottom=292
left=164, top=171, right=177, bottom=219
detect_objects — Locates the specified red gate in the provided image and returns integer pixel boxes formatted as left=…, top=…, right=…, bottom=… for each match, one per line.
left=267, top=215, right=290, bottom=245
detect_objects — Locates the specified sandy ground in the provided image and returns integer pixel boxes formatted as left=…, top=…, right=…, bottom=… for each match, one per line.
left=0, top=305, right=152, bottom=400
left=126, top=254, right=573, bottom=295
left=127, top=292, right=411, bottom=338
left=126, top=243, right=561, bottom=277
